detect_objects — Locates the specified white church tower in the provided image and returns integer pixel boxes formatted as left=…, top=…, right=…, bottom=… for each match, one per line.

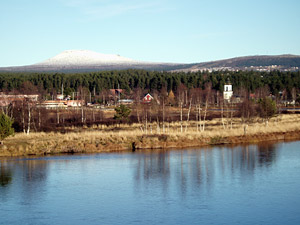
left=223, top=80, right=233, bottom=101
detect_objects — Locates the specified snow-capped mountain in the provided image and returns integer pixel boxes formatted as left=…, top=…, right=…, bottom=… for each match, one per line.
left=0, top=50, right=186, bottom=72
left=35, top=50, right=142, bottom=66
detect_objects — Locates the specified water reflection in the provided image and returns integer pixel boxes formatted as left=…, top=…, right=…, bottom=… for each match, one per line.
left=257, top=143, right=277, bottom=166
left=135, top=150, right=171, bottom=194
left=134, top=142, right=279, bottom=194
left=0, top=142, right=279, bottom=194
left=0, top=163, right=12, bottom=187
left=21, top=159, right=48, bottom=183
left=20, top=159, right=49, bottom=204
left=0, top=158, right=49, bottom=206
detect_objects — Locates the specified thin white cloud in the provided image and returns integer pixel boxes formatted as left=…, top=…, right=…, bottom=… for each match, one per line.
left=60, top=0, right=169, bottom=20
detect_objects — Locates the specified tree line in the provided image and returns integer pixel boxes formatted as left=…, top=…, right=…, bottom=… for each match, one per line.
left=1, top=69, right=300, bottom=99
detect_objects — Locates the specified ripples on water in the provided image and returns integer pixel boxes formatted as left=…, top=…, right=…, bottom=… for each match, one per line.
left=1, top=141, right=300, bottom=224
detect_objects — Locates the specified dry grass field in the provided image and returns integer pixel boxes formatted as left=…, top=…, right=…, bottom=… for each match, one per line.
left=1, top=114, right=300, bottom=156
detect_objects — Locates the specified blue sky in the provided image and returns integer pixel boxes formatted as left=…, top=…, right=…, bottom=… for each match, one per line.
left=0, top=0, right=299, bottom=66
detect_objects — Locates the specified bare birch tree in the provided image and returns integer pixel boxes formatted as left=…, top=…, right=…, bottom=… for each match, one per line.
left=185, top=91, right=193, bottom=132
left=176, top=84, right=187, bottom=133
left=202, top=83, right=212, bottom=131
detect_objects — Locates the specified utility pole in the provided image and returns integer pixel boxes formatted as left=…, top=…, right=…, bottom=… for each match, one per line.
left=93, top=86, right=96, bottom=103
left=118, top=83, right=121, bottom=105
left=62, top=83, right=64, bottom=98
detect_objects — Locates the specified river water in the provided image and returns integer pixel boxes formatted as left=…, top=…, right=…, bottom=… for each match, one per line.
left=1, top=141, right=300, bottom=225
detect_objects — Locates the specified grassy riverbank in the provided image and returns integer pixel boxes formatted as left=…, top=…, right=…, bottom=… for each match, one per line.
left=1, top=114, right=300, bottom=157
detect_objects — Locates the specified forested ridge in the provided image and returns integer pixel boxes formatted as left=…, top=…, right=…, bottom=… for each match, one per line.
left=1, top=69, right=300, bottom=97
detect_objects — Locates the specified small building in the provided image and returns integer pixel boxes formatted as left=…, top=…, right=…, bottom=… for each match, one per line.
left=231, top=95, right=242, bottom=104
left=282, top=99, right=295, bottom=106
left=56, top=94, right=64, bottom=100
left=40, top=100, right=67, bottom=109
left=142, top=93, right=154, bottom=103
left=67, top=100, right=83, bottom=107
left=39, top=100, right=84, bottom=108
left=0, top=94, right=39, bottom=107
left=223, top=82, right=233, bottom=102
left=249, top=93, right=256, bottom=99
left=56, top=94, right=71, bottom=100
left=110, top=89, right=123, bottom=98
left=118, top=99, right=134, bottom=104
left=0, top=94, right=39, bottom=102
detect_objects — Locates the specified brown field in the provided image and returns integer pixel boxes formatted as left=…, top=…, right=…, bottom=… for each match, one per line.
left=1, top=114, right=300, bottom=157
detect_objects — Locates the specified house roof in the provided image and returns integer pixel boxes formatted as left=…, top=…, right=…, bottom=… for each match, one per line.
left=144, top=93, right=153, bottom=98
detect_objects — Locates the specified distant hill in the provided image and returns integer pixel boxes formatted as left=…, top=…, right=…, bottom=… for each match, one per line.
left=0, top=51, right=299, bottom=73
left=175, top=55, right=300, bottom=72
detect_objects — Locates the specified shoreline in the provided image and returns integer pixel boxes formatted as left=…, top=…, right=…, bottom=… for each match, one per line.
left=1, top=131, right=299, bottom=157
left=1, top=115, right=300, bottom=157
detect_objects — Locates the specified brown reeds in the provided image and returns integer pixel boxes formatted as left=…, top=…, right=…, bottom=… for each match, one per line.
left=1, top=114, right=300, bottom=157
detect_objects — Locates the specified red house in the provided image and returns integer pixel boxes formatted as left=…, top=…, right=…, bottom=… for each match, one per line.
left=142, top=93, right=154, bottom=103
left=110, top=89, right=123, bottom=98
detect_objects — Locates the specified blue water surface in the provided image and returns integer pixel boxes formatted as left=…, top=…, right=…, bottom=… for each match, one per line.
left=1, top=141, right=300, bottom=225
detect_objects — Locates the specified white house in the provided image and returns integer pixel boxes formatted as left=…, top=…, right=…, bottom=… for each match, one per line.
left=223, top=82, right=233, bottom=101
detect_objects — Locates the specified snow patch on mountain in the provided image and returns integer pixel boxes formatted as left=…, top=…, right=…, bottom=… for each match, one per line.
left=35, top=50, right=143, bottom=66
